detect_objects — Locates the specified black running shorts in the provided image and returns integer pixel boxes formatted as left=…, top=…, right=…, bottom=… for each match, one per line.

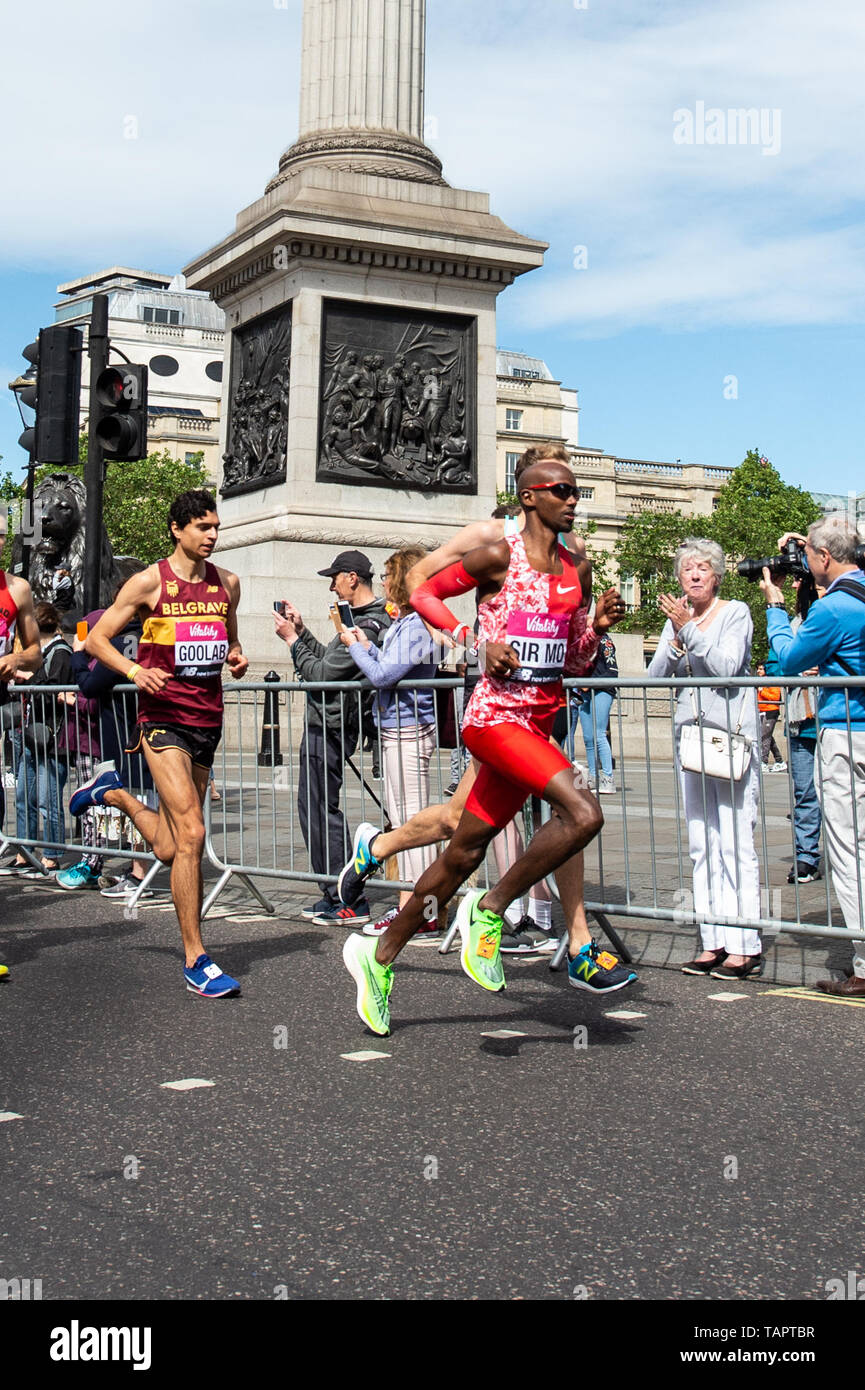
left=126, top=722, right=222, bottom=770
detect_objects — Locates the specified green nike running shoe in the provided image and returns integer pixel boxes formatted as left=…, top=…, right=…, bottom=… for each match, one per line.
left=343, top=932, right=394, bottom=1036
left=456, top=890, right=506, bottom=992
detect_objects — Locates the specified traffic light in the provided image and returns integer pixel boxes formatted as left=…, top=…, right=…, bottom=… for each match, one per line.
left=18, top=325, right=83, bottom=463
left=94, top=364, right=149, bottom=461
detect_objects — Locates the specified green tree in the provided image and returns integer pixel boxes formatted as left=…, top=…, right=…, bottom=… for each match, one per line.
left=706, top=449, right=821, bottom=660
left=1, top=443, right=211, bottom=570
left=613, top=508, right=694, bottom=634
left=70, top=435, right=210, bottom=562
left=612, top=450, right=822, bottom=661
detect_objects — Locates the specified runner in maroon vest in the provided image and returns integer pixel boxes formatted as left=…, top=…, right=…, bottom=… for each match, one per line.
left=72, top=491, right=248, bottom=998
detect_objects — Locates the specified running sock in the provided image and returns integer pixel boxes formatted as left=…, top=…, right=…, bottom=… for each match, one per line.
left=528, top=897, right=551, bottom=931
left=504, top=900, right=525, bottom=928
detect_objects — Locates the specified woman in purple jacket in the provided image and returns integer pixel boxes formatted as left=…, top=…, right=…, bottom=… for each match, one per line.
left=340, top=547, right=442, bottom=931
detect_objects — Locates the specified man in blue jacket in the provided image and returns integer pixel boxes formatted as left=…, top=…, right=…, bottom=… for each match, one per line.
left=761, top=517, right=865, bottom=995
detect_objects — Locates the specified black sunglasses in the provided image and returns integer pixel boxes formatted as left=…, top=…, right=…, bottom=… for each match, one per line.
left=526, top=482, right=580, bottom=501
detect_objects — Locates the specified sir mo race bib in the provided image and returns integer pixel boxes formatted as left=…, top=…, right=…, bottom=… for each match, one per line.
left=506, top=610, right=569, bottom=683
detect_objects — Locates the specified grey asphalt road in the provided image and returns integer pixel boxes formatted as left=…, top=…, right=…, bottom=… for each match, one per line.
left=1, top=873, right=862, bottom=1304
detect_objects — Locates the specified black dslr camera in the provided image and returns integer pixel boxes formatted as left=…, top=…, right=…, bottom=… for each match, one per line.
left=737, top=536, right=808, bottom=583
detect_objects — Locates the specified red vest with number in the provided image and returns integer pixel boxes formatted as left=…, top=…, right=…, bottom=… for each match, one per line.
left=136, top=559, right=229, bottom=728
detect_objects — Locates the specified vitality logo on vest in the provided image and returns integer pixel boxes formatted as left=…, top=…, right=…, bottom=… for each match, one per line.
left=49, top=1321, right=152, bottom=1371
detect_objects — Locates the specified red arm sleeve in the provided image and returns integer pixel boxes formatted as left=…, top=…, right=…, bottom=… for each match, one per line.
left=410, top=561, right=478, bottom=645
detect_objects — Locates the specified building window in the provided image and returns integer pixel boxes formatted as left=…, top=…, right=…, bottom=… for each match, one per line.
left=149, top=354, right=179, bottom=377
left=505, top=409, right=523, bottom=432
left=712, top=495, right=721, bottom=509
left=619, top=572, right=637, bottom=610
left=505, top=452, right=521, bottom=494
left=142, top=307, right=181, bottom=325
left=577, top=486, right=594, bottom=500
left=511, top=367, right=540, bottom=380
left=205, top=360, right=223, bottom=383
left=185, top=452, right=199, bottom=465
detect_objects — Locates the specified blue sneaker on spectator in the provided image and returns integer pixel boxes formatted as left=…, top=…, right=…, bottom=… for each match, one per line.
left=70, top=761, right=123, bottom=817
left=183, top=953, right=240, bottom=998
left=56, top=859, right=101, bottom=890
left=301, top=897, right=334, bottom=920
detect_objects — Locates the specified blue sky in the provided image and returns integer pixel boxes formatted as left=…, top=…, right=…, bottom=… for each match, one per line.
left=1, top=0, right=862, bottom=496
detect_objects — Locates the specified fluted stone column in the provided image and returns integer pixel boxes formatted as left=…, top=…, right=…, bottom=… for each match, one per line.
left=268, top=0, right=442, bottom=188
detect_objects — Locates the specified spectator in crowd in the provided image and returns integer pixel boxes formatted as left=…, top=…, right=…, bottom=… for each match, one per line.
left=756, top=664, right=786, bottom=771
left=762, top=519, right=865, bottom=995
left=3, top=603, right=74, bottom=876
left=568, top=634, right=619, bottom=794
left=0, top=523, right=40, bottom=976
left=59, top=598, right=156, bottom=897
left=649, top=538, right=763, bottom=979
left=340, top=547, right=442, bottom=933
left=275, top=550, right=391, bottom=926
left=784, top=573, right=823, bottom=885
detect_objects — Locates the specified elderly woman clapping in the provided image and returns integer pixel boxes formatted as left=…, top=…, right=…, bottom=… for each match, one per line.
left=648, top=538, right=763, bottom=979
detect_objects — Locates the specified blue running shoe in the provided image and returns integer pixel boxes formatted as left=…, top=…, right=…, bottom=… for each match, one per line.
left=56, top=859, right=101, bottom=890
left=69, top=761, right=123, bottom=817
left=567, top=939, right=637, bottom=994
left=184, top=954, right=240, bottom=998
left=337, top=822, right=382, bottom=907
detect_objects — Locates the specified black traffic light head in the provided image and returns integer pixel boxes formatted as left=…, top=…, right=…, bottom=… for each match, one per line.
left=17, top=326, right=83, bottom=463
left=94, top=364, right=149, bottom=461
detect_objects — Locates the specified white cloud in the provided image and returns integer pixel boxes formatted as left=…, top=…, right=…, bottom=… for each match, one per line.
left=0, top=0, right=862, bottom=332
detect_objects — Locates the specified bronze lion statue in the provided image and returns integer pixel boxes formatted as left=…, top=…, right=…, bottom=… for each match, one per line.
left=12, top=473, right=143, bottom=618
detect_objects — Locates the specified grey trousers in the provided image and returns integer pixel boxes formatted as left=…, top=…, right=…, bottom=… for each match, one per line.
left=297, top=726, right=353, bottom=906
left=815, top=729, right=865, bottom=977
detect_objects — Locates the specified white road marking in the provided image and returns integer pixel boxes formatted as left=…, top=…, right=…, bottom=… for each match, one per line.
left=707, top=992, right=750, bottom=1001
left=604, top=1010, right=647, bottom=1020
left=160, top=1078, right=216, bottom=1091
left=340, top=1051, right=391, bottom=1062
left=481, top=1029, right=527, bottom=1039
left=0, top=1111, right=25, bottom=1122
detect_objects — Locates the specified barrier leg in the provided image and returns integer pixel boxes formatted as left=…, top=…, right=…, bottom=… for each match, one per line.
left=438, top=917, right=459, bottom=954
left=201, top=868, right=276, bottom=919
left=124, top=859, right=162, bottom=910
left=591, top=910, right=633, bottom=964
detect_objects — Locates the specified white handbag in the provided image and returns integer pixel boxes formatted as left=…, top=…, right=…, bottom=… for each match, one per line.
left=678, top=650, right=753, bottom=781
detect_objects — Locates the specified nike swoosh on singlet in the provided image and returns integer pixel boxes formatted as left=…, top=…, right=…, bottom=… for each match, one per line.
left=557, top=585, right=578, bottom=594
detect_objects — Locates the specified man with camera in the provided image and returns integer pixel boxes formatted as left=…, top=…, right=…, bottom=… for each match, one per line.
left=274, top=550, right=391, bottom=927
left=760, top=517, right=865, bottom=995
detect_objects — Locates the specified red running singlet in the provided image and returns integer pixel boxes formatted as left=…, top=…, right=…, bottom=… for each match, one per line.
left=136, top=559, right=230, bottom=728
left=0, top=571, right=19, bottom=657
left=462, top=533, right=599, bottom=829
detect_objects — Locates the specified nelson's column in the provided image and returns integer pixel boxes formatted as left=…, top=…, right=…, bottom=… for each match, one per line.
left=185, top=0, right=546, bottom=663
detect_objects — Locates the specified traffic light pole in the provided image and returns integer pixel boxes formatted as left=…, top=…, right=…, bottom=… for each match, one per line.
left=84, top=294, right=109, bottom=614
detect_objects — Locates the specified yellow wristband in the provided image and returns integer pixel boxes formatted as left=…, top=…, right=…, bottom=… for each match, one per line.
left=127, top=663, right=141, bottom=681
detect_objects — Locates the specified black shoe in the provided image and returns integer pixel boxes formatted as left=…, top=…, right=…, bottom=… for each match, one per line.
left=710, top=955, right=763, bottom=980
left=500, top=916, right=547, bottom=954
left=787, top=862, right=822, bottom=884
left=681, top=950, right=727, bottom=975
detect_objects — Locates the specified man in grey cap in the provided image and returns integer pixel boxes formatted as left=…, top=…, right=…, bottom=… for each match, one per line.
left=275, top=551, right=391, bottom=925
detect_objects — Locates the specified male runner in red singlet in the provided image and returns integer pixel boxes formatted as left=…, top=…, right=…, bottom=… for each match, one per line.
left=337, top=445, right=594, bottom=950
left=0, top=520, right=42, bottom=980
left=70, top=491, right=249, bottom=998
left=342, top=459, right=635, bottom=1035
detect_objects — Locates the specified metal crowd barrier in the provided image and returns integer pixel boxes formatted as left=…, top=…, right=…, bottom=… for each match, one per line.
left=2, top=675, right=865, bottom=970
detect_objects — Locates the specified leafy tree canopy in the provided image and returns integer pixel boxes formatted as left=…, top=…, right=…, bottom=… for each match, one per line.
left=613, top=449, right=822, bottom=661
left=1, top=439, right=211, bottom=569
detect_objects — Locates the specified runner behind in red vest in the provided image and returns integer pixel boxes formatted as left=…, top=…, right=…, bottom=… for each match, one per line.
left=71, top=491, right=248, bottom=998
